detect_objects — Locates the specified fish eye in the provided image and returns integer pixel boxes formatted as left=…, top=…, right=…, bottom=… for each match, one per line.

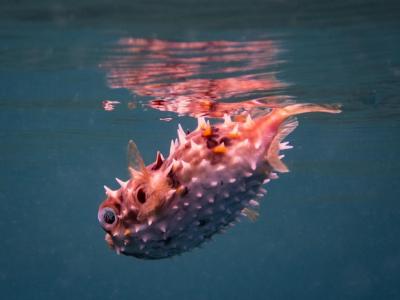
left=98, top=207, right=118, bottom=229
left=136, top=188, right=147, bottom=204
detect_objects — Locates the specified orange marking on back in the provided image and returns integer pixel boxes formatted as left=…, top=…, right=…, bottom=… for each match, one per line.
left=228, top=131, right=240, bottom=139
left=202, top=125, right=213, bottom=137
left=212, top=143, right=227, bottom=154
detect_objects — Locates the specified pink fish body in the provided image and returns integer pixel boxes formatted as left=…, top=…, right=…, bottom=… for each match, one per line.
left=98, top=103, right=341, bottom=259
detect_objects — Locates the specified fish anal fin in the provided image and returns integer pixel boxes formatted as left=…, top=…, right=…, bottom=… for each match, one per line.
left=266, top=117, right=298, bottom=173
left=242, top=208, right=259, bottom=222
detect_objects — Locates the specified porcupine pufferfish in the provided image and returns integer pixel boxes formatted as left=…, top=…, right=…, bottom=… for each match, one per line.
left=98, top=103, right=341, bottom=259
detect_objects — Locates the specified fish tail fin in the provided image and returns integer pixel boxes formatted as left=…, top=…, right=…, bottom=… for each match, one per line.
left=265, top=103, right=341, bottom=173
left=281, top=103, right=342, bottom=117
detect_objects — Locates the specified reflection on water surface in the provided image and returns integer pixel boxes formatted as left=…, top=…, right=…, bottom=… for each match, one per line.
left=102, top=38, right=291, bottom=117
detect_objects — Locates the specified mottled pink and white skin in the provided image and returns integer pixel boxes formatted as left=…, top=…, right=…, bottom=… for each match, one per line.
left=98, top=103, right=341, bottom=259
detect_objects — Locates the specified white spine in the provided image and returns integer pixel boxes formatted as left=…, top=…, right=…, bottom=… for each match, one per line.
left=177, top=124, right=187, bottom=144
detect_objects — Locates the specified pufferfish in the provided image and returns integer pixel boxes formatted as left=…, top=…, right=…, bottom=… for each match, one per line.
left=98, top=103, right=341, bottom=259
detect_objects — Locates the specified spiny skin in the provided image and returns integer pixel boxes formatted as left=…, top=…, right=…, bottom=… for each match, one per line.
left=98, top=103, right=341, bottom=259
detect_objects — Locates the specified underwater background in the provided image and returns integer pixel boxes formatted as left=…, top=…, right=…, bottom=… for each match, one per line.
left=1, top=0, right=400, bottom=299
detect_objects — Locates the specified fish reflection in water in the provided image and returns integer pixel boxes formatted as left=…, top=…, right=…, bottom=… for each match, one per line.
left=98, top=38, right=341, bottom=259
left=101, top=38, right=291, bottom=117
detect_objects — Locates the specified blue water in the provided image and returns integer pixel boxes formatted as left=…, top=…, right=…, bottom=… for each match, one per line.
left=1, top=1, right=400, bottom=299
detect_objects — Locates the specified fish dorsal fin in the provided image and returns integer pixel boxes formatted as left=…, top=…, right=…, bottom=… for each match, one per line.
left=127, top=140, right=146, bottom=175
left=266, top=117, right=298, bottom=173
left=242, top=208, right=259, bottom=222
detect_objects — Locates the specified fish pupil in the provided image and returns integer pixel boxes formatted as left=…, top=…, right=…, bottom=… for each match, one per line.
left=103, top=210, right=116, bottom=224
left=137, top=188, right=147, bottom=204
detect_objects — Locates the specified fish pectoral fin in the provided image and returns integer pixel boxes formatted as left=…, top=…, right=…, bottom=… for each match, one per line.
left=266, top=117, right=298, bottom=173
left=242, top=208, right=259, bottom=222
